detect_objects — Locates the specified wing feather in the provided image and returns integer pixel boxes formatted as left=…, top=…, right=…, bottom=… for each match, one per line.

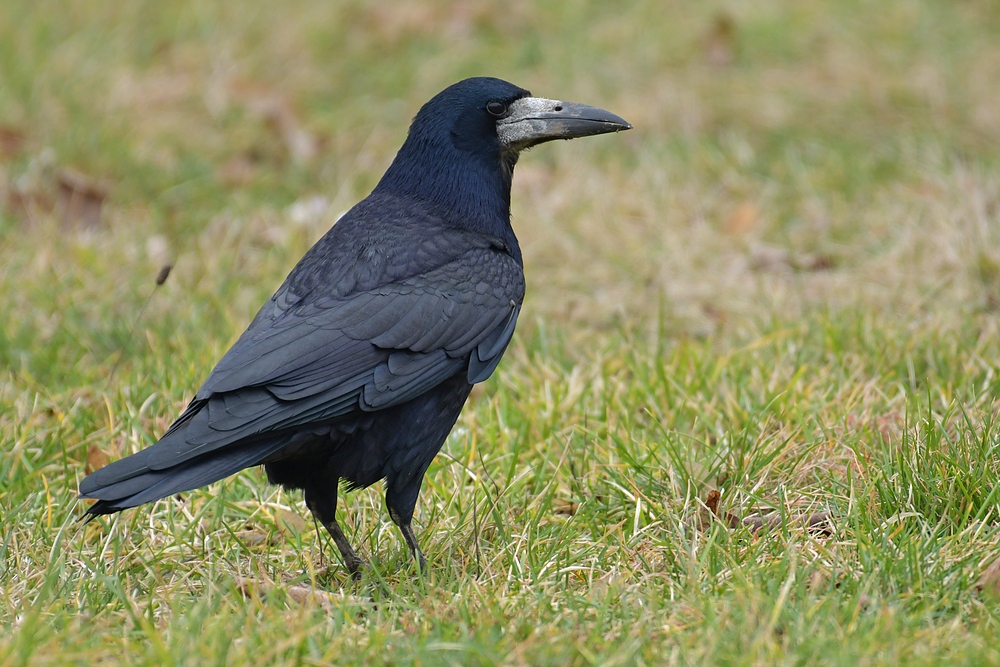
left=139, top=244, right=523, bottom=472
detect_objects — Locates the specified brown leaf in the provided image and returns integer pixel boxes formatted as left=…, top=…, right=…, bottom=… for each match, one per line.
left=3, top=185, right=54, bottom=222
left=978, top=557, right=1000, bottom=597
left=703, top=488, right=834, bottom=536
left=803, top=512, right=834, bottom=535
left=284, top=583, right=335, bottom=607
left=702, top=303, right=728, bottom=327
left=233, top=529, right=271, bottom=547
left=0, top=126, right=25, bottom=160
left=701, top=489, right=741, bottom=529
left=56, top=168, right=108, bottom=229
left=749, top=242, right=791, bottom=271
left=553, top=498, right=579, bottom=516
left=233, top=85, right=323, bottom=165
left=724, top=201, right=759, bottom=234
left=704, top=14, right=737, bottom=67
left=792, top=253, right=836, bottom=272
left=742, top=515, right=777, bottom=532
left=275, top=508, right=307, bottom=534
left=234, top=576, right=340, bottom=611
left=217, top=155, right=258, bottom=187
left=85, top=445, right=110, bottom=475
left=705, top=489, right=721, bottom=514
left=743, top=512, right=834, bottom=535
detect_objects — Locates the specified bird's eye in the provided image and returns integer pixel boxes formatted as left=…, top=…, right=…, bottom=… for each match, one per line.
left=486, top=101, right=507, bottom=118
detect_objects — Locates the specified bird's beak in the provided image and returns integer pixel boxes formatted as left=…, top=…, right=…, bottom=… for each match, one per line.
left=497, top=97, right=632, bottom=152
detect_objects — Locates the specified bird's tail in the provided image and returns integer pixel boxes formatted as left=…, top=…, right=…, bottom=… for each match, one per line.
left=79, top=437, right=288, bottom=518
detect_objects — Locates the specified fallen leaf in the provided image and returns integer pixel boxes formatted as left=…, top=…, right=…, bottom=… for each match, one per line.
left=217, top=155, right=258, bottom=187
left=56, top=168, right=108, bottom=229
left=3, top=185, right=54, bottom=223
left=235, top=576, right=342, bottom=611
left=700, top=488, right=835, bottom=536
left=233, top=85, right=323, bottom=165
left=751, top=243, right=835, bottom=273
left=704, top=489, right=721, bottom=514
left=749, top=242, right=791, bottom=271
left=697, top=489, right=741, bottom=530
left=0, top=126, right=25, bottom=160
left=803, top=512, right=834, bottom=535
left=792, top=253, right=836, bottom=272
left=724, top=201, right=759, bottom=234
left=285, top=583, right=336, bottom=607
left=553, top=498, right=579, bottom=516
left=233, top=529, right=271, bottom=547
left=85, top=445, right=110, bottom=475
left=702, top=303, right=728, bottom=327
left=978, top=556, right=1000, bottom=597
left=741, top=515, right=772, bottom=532
left=704, top=14, right=737, bottom=67
left=743, top=511, right=834, bottom=535
left=275, top=508, right=307, bottom=534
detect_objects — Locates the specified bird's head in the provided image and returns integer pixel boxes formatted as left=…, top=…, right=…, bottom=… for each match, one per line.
left=405, top=76, right=631, bottom=167
left=376, top=77, right=630, bottom=239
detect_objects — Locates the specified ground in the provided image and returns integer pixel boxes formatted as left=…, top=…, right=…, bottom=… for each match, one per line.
left=2, top=1, right=1000, bottom=665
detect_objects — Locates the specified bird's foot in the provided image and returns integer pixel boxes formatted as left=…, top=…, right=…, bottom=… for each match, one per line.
left=343, top=553, right=369, bottom=580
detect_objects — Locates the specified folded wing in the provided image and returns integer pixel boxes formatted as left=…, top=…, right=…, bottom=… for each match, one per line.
left=80, top=245, right=523, bottom=503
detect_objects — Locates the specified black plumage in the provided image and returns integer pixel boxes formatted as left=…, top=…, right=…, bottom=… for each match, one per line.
left=79, top=77, right=630, bottom=576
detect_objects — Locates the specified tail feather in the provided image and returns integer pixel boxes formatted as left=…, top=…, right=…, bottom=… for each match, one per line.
left=78, top=446, right=155, bottom=496
left=81, top=438, right=289, bottom=516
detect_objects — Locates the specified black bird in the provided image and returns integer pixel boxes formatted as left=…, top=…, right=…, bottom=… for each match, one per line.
left=79, top=77, right=630, bottom=576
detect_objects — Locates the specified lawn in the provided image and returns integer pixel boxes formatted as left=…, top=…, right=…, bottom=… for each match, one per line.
left=3, top=0, right=1000, bottom=664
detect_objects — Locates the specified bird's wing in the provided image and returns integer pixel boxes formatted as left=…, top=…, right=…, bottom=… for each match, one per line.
left=133, top=245, right=524, bottom=471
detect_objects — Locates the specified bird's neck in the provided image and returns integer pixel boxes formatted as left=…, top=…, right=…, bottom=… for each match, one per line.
left=374, top=145, right=521, bottom=258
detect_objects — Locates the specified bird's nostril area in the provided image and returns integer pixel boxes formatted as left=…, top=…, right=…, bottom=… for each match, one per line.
left=553, top=104, right=563, bottom=112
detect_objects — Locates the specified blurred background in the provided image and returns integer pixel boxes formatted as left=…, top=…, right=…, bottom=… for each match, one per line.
left=2, top=0, right=999, bottom=384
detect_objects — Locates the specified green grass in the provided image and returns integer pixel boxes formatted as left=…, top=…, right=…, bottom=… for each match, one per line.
left=3, top=0, right=1000, bottom=664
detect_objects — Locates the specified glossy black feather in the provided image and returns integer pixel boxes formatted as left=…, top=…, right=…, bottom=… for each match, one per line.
left=80, top=78, right=531, bottom=517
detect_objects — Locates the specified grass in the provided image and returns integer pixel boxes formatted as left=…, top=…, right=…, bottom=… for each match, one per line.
left=3, top=0, right=1000, bottom=664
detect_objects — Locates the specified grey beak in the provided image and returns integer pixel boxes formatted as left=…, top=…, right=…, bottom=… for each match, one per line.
left=497, top=97, right=632, bottom=151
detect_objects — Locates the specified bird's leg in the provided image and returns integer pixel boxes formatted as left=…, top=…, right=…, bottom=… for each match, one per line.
left=386, top=485, right=427, bottom=573
left=304, top=486, right=367, bottom=579
left=389, top=506, right=427, bottom=572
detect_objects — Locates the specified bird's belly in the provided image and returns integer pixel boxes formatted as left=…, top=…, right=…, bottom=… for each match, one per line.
left=263, top=374, right=473, bottom=494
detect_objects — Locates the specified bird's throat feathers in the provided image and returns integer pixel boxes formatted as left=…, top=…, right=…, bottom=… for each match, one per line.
left=373, top=101, right=520, bottom=253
